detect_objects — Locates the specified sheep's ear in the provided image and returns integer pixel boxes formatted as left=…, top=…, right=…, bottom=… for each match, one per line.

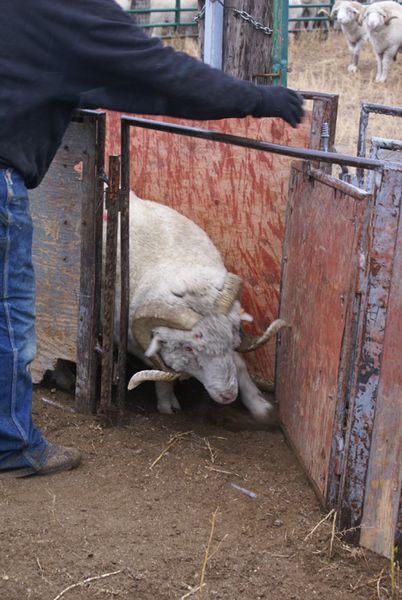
left=145, top=333, right=163, bottom=357
left=358, top=9, right=366, bottom=25
left=330, top=0, right=340, bottom=17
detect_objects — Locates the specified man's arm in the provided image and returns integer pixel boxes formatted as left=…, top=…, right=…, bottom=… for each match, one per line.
left=56, top=0, right=303, bottom=126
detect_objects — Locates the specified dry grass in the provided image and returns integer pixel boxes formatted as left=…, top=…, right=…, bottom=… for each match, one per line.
left=288, top=30, right=402, bottom=155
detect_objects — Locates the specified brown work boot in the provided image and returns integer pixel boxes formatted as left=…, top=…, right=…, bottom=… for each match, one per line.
left=33, top=443, right=82, bottom=476
left=6, top=444, right=82, bottom=478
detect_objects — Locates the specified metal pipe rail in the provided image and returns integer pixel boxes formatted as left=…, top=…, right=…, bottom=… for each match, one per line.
left=120, top=116, right=397, bottom=173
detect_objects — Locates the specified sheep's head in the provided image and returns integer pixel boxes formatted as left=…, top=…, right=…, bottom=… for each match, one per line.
left=331, top=1, right=362, bottom=24
left=128, top=273, right=286, bottom=405
left=359, top=5, right=395, bottom=29
left=144, top=308, right=242, bottom=404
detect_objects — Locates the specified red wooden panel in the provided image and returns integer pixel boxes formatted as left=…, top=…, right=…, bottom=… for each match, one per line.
left=106, top=112, right=312, bottom=382
left=276, top=163, right=369, bottom=503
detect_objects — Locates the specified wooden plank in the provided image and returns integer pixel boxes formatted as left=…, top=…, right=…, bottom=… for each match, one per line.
left=276, top=162, right=368, bottom=503
left=359, top=168, right=402, bottom=558
left=99, top=156, right=121, bottom=423
left=30, top=121, right=97, bottom=383
left=222, top=0, right=275, bottom=84
left=105, top=111, right=312, bottom=383
left=338, top=168, right=402, bottom=543
left=75, top=112, right=106, bottom=414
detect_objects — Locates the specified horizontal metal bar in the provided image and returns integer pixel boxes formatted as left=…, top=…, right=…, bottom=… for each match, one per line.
left=289, top=16, right=328, bottom=21
left=142, top=21, right=197, bottom=27
left=371, top=137, right=402, bottom=151
left=120, top=116, right=391, bottom=171
left=128, top=7, right=197, bottom=13
left=289, top=3, right=332, bottom=7
left=361, top=102, right=402, bottom=117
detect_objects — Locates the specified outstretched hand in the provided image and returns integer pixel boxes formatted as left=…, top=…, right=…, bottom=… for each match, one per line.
left=254, top=86, right=304, bottom=128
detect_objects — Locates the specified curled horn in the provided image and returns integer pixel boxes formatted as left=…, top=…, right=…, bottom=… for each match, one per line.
left=384, top=10, right=397, bottom=25
left=128, top=370, right=180, bottom=390
left=132, top=302, right=200, bottom=359
left=214, top=273, right=242, bottom=314
left=237, top=318, right=287, bottom=353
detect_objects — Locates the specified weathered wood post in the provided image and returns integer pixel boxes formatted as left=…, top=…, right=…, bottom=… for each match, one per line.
left=198, top=0, right=284, bottom=85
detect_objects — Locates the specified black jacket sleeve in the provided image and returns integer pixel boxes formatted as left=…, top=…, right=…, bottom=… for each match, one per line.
left=63, top=0, right=302, bottom=125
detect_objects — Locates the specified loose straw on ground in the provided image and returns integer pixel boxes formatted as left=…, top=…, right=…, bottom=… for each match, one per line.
left=198, top=508, right=228, bottom=598
left=329, top=510, right=337, bottom=559
left=304, top=509, right=335, bottom=542
left=199, top=508, right=219, bottom=598
left=203, top=437, right=216, bottom=463
left=51, top=569, right=124, bottom=600
left=150, top=430, right=193, bottom=469
left=180, top=583, right=206, bottom=599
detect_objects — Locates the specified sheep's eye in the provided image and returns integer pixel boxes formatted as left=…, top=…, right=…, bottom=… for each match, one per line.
left=184, top=345, right=193, bottom=352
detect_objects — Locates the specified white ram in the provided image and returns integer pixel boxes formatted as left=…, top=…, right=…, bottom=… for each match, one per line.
left=149, top=0, right=197, bottom=36
left=289, top=0, right=330, bottom=37
left=331, top=1, right=368, bottom=73
left=289, top=0, right=304, bottom=34
left=115, top=0, right=132, bottom=10
left=120, top=192, right=285, bottom=423
left=359, top=1, right=402, bottom=82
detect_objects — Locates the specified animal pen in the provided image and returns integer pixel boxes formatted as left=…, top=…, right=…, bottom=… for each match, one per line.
left=30, top=95, right=402, bottom=565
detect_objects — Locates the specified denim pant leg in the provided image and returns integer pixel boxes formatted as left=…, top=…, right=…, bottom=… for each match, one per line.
left=0, top=169, right=47, bottom=470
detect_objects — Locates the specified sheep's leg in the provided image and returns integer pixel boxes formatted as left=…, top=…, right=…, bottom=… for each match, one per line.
left=306, top=8, right=315, bottom=31
left=155, top=380, right=181, bottom=414
left=377, top=45, right=399, bottom=83
left=348, top=39, right=364, bottom=73
left=374, top=51, right=384, bottom=82
left=234, top=354, right=275, bottom=422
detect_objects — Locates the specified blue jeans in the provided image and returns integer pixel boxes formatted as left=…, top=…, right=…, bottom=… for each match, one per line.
left=0, top=169, right=47, bottom=470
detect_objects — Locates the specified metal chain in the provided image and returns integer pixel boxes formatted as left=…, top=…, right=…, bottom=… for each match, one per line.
left=232, top=8, right=273, bottom=35
left=194, top=2, right=273, bottom=36
left=193, top=6, right=205, bottom=23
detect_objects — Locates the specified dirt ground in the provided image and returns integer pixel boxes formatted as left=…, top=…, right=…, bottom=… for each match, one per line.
left=1, top=29, right=401, bottom=600
left=1, top=380, right=398, bottom=600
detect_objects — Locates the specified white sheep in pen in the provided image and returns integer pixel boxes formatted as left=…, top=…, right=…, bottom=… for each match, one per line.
left=149, top=0, right=197, bottom=25
left=116, top=193, right=285, bottom=422
left=147, top=0, right=198, bottom=37
left=288, top=0, right=305, bottom=34
left=115, top=0, right=132, bottom=10
left=331, top=1, right=368, bottom=73
left=359, top=1, right=402, bottom=82
left=289, top=0, right=330, bottom=37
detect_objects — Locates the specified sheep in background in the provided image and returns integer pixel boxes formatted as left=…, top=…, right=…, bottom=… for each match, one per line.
left=289, top=0, right=330, bottom=38
left=331, top=1, right=368, bottom=73
left=288, top=0, right=305, bottom=34
left=115, top=0, right=132, bottom=10
left=149, top=0, right=198, bottom=37
left=359, top=0, right=402, bottom=82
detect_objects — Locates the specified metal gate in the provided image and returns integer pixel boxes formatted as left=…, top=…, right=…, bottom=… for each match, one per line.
left=276, top=159, right=402, bottom=561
